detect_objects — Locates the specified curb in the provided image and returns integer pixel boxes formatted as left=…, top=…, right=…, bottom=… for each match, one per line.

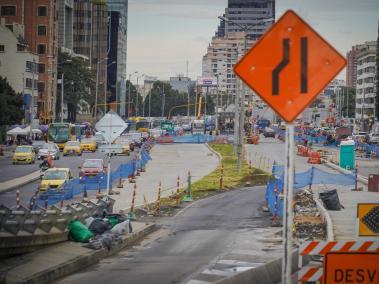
left=215, top=250, right=300, bottom=284
left=6, top=223, right=157, bottom=284
left=205, top=142, right=222, bottom=161
left=303, top=189, right=334, bottom=241
left=0, top=171, right=41, bottom=194
left=321, top=159, right=368, bottom=185
left=314, top=198, right=334, bottom=241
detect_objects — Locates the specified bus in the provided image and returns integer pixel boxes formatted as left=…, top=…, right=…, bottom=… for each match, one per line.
left=48, top=123, right=73, bottom=150
left=136, top=119, right=150, bottom=132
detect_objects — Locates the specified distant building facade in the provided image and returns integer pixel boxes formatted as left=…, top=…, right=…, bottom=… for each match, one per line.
left=73, top=0, right=108, bottom=106
left=0, top=0, right=59, bottom=123
left=216, top=0, right=275, bottom=40
left=355, top=41, right=377, bottom=122
left=107, top=0, right=128, bottom=116
left=58, top=0, right=74, bottom=51
left=169, top=76, right=194, bottom=93
left=0, top=23, right=39, bottom=122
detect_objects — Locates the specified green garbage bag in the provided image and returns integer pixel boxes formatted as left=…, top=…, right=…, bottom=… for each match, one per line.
left=106, top=217, right=119, bottom=228
left=68, top=220, right=94, bottom=243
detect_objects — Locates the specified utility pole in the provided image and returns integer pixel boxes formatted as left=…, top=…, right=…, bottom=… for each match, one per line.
left=61, top=73, right=64, bottom=123
left=161, top=83, right=165, bottom=118
left=30, top=58, right=35, bottom=139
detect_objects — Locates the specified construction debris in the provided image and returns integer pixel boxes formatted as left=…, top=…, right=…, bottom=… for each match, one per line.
left=294, top=190, right=326, bottom=241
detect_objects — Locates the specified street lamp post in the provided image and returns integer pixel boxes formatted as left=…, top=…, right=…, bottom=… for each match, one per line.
left=60, top=73, right=64, bottom=123
left=136, top=74, right=145, bottom=117
left=29, top=58, right=36, bottom=139
left=128, top=72, right=138, bottom=118
left=218, top=15, right=273, bottom=173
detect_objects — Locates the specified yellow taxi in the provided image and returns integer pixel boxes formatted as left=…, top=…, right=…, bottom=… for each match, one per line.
left=63, top=140, right=82, bottom=156
left=80, top=138, right=97, bottom=152
left=12, top=145, right=36, bottom=164
left=114, top=137, right=130, bottom=155
left=39, top=168, right=72, bottom=192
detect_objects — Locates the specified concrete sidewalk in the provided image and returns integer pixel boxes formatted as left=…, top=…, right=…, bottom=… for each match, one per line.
left=0, top=170, right=40, bottom=193
left=113, top=143, right=220, bottom=213
left=0, top=222, right=156, bottom=284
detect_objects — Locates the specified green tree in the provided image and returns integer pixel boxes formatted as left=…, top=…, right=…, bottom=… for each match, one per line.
left=56, top=51, right=95, bottom=122
left=125, top=80, right=144, bottom=117
left=143, top=81, right=215, bottom=118
left=0, top=76, right=24, bottom=143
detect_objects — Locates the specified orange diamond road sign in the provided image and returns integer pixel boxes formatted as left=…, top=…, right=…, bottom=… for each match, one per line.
left=234, top=10, right=346, bottom=122
left=357, top=203, right=379, bottom=237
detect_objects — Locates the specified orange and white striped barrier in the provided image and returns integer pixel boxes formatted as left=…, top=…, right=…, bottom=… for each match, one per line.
left=298, top=241, right=379, bottom=283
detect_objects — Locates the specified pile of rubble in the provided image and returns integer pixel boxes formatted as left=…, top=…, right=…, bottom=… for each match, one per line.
left=294, top=190, right=326, bottom=241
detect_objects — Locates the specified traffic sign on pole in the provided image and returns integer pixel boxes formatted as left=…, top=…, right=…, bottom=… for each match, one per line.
left=357, top=203, right=379, bottom=237
left=233, top=10, right=347, bottom=284
left=234, top=10, right=346, bottom=123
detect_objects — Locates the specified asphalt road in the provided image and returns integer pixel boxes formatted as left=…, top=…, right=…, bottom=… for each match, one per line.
left=0, top=157, right=40, bottom=182
left=0, top=150, right=136, bottom=207
left=58, top=187, right=282, bottom=284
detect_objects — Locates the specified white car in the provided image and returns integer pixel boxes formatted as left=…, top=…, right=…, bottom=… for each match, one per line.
left=37, top=142, right=60, bottom=160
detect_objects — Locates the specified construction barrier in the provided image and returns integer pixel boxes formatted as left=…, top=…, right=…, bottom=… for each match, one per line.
left=298, top=241, right=379, bottom=283
left=265, top=165, right=356, bottom=218
left=35, top=146, right=152, bottom=207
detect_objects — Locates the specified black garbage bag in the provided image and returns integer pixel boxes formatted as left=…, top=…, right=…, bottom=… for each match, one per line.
left=319, top=189, right=344, bottom=211
left=88, top=218, right=112, bottom=235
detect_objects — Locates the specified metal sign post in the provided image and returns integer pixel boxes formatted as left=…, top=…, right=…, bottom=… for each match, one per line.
left=282, top=123, right=294, bottom=283
left=233, top=10, right=347, bottom=284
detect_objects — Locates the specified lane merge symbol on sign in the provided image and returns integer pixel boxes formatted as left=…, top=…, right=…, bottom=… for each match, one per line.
left=234, top=10, right=346, bottom=122
left=273, top=37, right=308, bottom=96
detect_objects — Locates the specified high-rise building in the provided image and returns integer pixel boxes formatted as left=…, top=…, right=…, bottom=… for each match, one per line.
left=346, top=45, right=365, bottom=89
left=0, top=0, right=58, bottom=123
left=355, top=41, right=377, bottom=124
left=73, top=0, right=108, bottom=108
left=216, top=0, right=275, bottom=40
left=107, top=0, right=128, bottom=117
left=58, top=0, right=74, bottom=52
left=202, top=32, right=256, bottom=106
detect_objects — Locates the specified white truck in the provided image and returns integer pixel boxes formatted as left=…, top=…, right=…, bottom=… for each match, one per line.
left=369, top=123, right=379, bottom=144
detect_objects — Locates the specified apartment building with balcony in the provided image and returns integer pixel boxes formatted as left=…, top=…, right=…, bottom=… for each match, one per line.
left=355, top=41, right=377, bottom=123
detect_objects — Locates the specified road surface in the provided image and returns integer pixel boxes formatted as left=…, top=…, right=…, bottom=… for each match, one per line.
left=58, top=187, right=282, bottom=284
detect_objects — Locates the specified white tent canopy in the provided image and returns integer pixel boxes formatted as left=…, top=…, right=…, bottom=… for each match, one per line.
left=7, top=126, right=41, bottom=136
left=24, top=126, right=42, bottom=134
left=6, top=127, right=28, bottom=136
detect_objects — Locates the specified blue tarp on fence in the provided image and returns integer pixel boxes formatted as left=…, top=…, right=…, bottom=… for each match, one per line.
left=172, top=134, right=217, bottom=143
left=36, top=147, right=152, bottom=207
left=265, top=165, right=356, bottom=218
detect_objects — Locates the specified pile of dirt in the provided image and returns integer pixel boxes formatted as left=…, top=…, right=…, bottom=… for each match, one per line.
left=294, top=190, right=326, bottom=241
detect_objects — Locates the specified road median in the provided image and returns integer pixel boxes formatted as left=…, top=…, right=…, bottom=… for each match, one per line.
left=0, top=170, right=40, bottom=193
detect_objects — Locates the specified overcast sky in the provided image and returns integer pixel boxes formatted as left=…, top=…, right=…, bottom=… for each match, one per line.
left=127, top=0, right=378, bottom=82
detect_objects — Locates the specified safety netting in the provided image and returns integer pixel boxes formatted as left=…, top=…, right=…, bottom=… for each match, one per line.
left=266, top=165, right=356, bottom=218
left=35, top=146, right=152, bottom=207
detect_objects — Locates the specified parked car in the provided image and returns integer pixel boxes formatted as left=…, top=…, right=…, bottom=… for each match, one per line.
left=39, top=168, right=72, bottom=192
left=37, top=142, right=60, bottom=160
left=263, top=127, right=276, bottom=138
left=63, top=141, right=82, bottom=156
left=80, top=138, right=97, bottom=152
left=12, top=145, right=36, bottom=164
left=79, top=159, right=105, bottom=178
left=32, top=140, right=46, bottom=153
left=93, top=132, right=106, bottom=146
